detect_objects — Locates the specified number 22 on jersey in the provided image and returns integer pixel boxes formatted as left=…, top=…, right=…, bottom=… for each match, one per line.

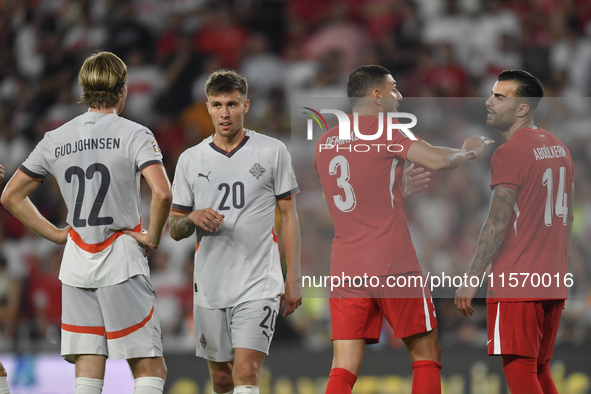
left=65, top=163, right=114, bottom=227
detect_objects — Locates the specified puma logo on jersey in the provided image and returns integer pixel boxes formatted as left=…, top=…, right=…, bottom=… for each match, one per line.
left=198, top=171, right=211, bottom=182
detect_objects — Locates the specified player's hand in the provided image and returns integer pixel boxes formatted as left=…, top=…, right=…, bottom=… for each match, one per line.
left=188, top=208, right=225, bottom=233
left=280, top=275, right=302, bottom=317
left=462, top=136, right=494, bottom=159
left=55, top=225, right=72, bottom=245
left=401, top=163, right=431, bottom=199
left=0, top=164, right=4, bottom=183
left=454, top=279, right=479, bottom=317
left=123, top=229, right=158, bottom=256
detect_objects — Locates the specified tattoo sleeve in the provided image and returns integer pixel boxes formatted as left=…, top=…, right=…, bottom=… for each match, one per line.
left=169, top=215, right=196, bottom=240
left=467, top=185, right=518, bottom=277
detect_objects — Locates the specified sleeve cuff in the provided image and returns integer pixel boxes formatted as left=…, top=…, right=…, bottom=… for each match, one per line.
left=172, top=203, right=192, bottom=213
left=490, top=182, right=519, bottom=191
left=276, top=187, right=300, bottom=201
left=139, top=160, right=164, bottom=173
left=19, top=165, right=46, bottom=182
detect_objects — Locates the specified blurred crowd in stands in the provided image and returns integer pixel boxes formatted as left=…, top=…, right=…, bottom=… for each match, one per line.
left=0, top=0, right=590, bottom=355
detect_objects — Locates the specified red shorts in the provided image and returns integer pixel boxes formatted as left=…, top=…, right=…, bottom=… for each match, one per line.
left=330, top=274, right=438, bottom=343
left=487, top=300, right=564, bottom=362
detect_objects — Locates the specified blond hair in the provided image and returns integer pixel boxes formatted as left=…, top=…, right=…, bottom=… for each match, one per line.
left=78, top=51, right=127, bottom=109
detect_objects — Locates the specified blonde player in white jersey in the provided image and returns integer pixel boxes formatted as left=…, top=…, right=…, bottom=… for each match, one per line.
left=169, top=70, right=302, bottom=394
left=1, top=52, right=172, bottom=394
left=0, top=164, right=9, bottom=394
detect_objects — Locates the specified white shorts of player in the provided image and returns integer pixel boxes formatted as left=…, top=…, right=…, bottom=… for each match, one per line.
left=194, top=296, right=281, bottom=362
left=61, top=275, right=163, bottom=363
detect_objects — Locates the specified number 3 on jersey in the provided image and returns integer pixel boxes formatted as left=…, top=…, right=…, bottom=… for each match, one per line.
left=542, top=167, right=568, bottom=226
left=329, top=155, right=356, bottom=212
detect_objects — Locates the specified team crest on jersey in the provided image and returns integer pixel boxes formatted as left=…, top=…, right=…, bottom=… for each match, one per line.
left=151, top=140, right=161, bottom=154
left=249, top=163, right=266, bottom=180
left=200, top=334, right=207, bottom=349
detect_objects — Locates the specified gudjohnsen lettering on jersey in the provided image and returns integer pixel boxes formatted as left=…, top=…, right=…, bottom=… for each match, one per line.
left=55, top=138, right=121, bottom=158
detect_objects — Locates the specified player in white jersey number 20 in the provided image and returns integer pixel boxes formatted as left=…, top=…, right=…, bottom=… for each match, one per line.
left=1, top=52, right=172, bottom=394
left=170, top=70, right=302, bottom=394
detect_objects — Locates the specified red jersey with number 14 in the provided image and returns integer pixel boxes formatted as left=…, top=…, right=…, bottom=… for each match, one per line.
left=488, top=127, right=574, bottom=303
left=314, top=115, right=421, bottom=278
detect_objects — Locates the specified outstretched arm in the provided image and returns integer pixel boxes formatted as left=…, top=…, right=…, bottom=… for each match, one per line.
left=406, top=137, right=494, bottom=171
left=277, top=196, right=302, bottom=317
left=1, top=171, right=71, bottom=244
left=455, top=185, right=517, bottom=316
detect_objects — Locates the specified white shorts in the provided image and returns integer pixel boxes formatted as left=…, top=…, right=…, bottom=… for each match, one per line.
left=194, top=296, right=280, bottom=362
left=61, top=275, right=163, bottom=363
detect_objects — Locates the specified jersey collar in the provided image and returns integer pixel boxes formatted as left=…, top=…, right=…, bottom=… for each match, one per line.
left=209, top=134, right=250, bottom=158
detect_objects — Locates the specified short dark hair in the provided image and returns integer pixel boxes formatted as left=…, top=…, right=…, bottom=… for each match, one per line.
left=204, top=70, right=248, bottom=99
left=498, top=69, right=544, bottom=110
left=347, top=65, right=391, bottom=106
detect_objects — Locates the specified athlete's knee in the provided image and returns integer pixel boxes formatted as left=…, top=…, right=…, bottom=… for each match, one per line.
left=404, top=330, right=441, bottom=362
left=233, top=361, right=260, bottom=385
left=210, top=362, right=233, bottom=391
left=331, top=356, right=362, bottom=377
left=331, top=339, right=365, bottom=376
left=128, top=357, right=167, bottom=380
left=158, top=358, right=168, bottom=380
left=0, top=361, right=6, bottom=377
left=434, top=341, right=442, bottom=362
left=409, top=342, right=441, bottom=362
left=211, top=373, right=234, bottom=393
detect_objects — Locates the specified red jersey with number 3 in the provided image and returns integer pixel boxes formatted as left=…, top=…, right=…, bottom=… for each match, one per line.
left=488, top=127, right=574, bottom=303
left=314, top=115, right=421, bottom=278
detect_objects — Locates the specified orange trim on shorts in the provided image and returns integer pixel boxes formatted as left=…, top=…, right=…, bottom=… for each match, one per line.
left=69, top=223, right=142, bottom=254
left=62, top=323, right=106, bottom=336
left=272, top=227, right=278, bottom=244
left=195, top=243, right=200, bottom=253
left=106, top=305, right=154, bottom=340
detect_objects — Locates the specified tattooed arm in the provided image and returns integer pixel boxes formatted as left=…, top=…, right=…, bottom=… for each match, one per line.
left=169, top=208, right=225, bottom=241
left=170, top=212, right=196, bottom=241
left=455, top=185, right=517, bottom=316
